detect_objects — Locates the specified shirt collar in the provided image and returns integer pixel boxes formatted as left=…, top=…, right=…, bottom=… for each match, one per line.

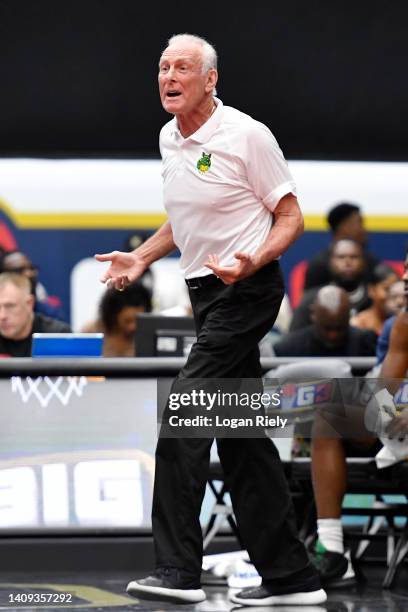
left=170, top=97, right=223, bottom=143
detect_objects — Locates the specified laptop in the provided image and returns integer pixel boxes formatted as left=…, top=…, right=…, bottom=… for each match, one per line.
left=31, top=333, right=104, bottom=358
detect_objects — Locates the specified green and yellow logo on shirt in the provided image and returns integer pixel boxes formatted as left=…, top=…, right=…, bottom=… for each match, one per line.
left=197, top=152, right=212, bottom=173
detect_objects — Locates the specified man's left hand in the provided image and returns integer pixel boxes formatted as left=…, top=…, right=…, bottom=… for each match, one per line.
left=204, top=252, right=260, bottom=284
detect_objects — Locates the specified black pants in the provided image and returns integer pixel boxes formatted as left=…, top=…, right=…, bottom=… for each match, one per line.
left=152, top=261, right=310, bottom=581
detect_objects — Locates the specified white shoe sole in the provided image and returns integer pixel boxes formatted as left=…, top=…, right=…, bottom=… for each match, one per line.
left=126, top=581, right=206, bottom=604
left=230, top=587, right=327, bottom=606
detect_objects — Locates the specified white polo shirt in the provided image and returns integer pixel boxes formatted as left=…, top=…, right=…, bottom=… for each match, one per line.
left=159, top=98, right=297, bottom=279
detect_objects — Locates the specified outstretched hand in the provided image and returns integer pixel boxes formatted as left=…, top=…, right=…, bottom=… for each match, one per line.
left=204, top=252, right=260, bottom=285
left=95, top=251, right=147, bottom=291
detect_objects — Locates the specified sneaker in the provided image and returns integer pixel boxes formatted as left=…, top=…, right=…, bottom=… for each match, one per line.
left=230, top=574, right=327, bottom=606
left=310, top=542, right=356, bottom=587
left=126, top=567, right=206, bottom=604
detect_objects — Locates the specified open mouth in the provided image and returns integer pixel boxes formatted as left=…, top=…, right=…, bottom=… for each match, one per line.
left=166, top=91, right=181, bottom=98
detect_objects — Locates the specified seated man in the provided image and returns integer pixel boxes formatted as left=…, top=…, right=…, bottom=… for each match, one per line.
left=310, top=262, right=408, bottom=587
left=0, top=273, right=70, bottom=357
left=304, top=202, right=380, bottom=290
left=1, top=249, right=66, bottom=321
left=274, top=286, right=377, bottom=357
left=291, top=239, right=371, bottom=331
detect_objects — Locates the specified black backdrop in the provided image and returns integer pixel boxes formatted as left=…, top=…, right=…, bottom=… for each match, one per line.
left=0, top=0, right=407, bottom=159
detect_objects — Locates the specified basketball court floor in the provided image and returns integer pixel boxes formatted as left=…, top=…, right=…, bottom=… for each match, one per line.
left=1, top=565, right=407, bottom=611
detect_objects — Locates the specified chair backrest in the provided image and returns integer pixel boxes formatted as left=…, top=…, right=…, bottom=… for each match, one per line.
left=385, top=259, right=405, bottom=278
left=288, top=260, right=308, bottom=308
left=264, top=358, right=352, bottom=381
left=0, top=221, right=17, bottom=251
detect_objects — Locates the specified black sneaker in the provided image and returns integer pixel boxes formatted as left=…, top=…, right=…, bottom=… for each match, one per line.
left=126, top=567, right=206, bottom=604
left=230, top=574, right=327, bottom=606
left=310, top=543, right=356, bottom=587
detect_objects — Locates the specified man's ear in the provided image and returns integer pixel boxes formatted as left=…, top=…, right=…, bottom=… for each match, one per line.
left=205, top=68, right=218, bottom=93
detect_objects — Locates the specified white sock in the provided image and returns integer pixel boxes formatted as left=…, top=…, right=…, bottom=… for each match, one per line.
left=317, top=518, right=344, bottom=554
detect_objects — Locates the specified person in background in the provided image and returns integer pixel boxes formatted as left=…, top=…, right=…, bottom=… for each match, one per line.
left=290, top=239, right=371, bottom=332
left=82, top=281, right=152, bottom=356
left=274, top=286, right=377, bottom=357
left=376, top=248, right=408, bottom=364
left=0, top=273, right=70, bottom=357
left=0, top=250, right=65, bottom=321
left=350, top=263, right=399, bottom=335
left=304, top=202, right=380, bottom=290
left=386, top=279, right=406, bottom=316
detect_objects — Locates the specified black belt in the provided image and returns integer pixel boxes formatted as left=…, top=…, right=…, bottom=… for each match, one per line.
left=185, top=274, right=221, bottom=290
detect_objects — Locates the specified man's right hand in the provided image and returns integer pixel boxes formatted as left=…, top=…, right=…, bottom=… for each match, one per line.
left=95, top=251, right=147, bottom=290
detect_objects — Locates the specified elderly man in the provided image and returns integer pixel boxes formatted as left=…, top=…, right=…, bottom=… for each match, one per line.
left=96, top=34, right=325, bottom=606
left=0, top=273, right=70, bottom=357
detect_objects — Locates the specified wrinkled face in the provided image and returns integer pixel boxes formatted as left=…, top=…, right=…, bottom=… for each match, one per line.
left=0, top=283, right=34, bottom=339
left=337, top=212, right=367, bottom=244
left=115, top=306, right=146, bottom=339
left=329, top=241, right=364, bottom=282
left=368, top=273, right=398, bottom=315
left=386, top=280, right=406, bottom=315
left=313, top=307, right=350, bottom=349
left=158, top=42, right=215, bottom=115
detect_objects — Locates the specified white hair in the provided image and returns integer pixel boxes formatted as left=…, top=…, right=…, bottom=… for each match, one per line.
left=167, top=33, right=218, bottom=73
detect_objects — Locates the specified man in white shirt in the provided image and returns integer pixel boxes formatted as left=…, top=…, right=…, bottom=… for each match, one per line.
left=96, top=34, right=325, bottom=607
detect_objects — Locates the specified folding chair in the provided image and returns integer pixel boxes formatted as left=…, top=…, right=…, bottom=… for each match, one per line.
left=203, top=461, right=242, bottom=550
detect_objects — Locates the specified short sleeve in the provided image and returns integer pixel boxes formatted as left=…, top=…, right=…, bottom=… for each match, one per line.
left=245, top=122, right=297, bottom=212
